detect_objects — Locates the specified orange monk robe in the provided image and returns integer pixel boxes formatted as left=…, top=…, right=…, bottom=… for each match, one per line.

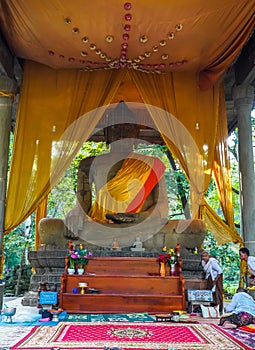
left=88, top=153, right=166, bottom=221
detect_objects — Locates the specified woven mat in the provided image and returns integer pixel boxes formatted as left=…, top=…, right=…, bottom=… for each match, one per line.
left=66, top=312, right=155, bottom=323
left=0, top=311, right=68, bottom=326
left=11, top=322, right=248, bottom=349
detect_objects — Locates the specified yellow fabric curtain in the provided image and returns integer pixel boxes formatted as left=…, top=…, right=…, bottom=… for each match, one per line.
left=129, top=71, right=213, bottom=198
left=212, top=87, right=236, bottom=229
left=5, top=61, right=242, bottom=247
left=198, top=5, right=255, bottom=90
left=5, top=61, right=126, bottom=233
left=203, top=85, right=242, bottom=244
left=198, top=87, right=242, bottom=245
left=199, top=199, right=242, bottom=245
left=129, top=70, right=241, bottom=245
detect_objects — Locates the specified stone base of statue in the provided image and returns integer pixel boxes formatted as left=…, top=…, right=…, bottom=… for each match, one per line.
left=21, top=217, right=207, bottom=306
left=131, top=247, right=145, bottom=252
left=38, top=217, right=207, bottom=251
left=111, top=247, right=122, bottom=251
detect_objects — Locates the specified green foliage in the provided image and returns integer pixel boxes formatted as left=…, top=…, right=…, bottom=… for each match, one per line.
left=4, top=216, right=35, bottom=272
left=47, top=141, right=108, bottom=218
left=4, top=265, right=32, bottom=296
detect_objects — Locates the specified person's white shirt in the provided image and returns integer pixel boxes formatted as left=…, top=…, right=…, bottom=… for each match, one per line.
left=247, top=256, right=255, bottom=275
left=225, top=291, right=255, bottom=316
left=201, top=257, right=223, bottom=280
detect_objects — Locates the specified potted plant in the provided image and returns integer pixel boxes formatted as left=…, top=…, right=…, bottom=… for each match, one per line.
left=67, top=245, right=93, bottom=274
left=157, top=246, right=179, bottom=276
left=77, top=246, right=93, bottom=274
left=67, top=249, right=79, bottom=274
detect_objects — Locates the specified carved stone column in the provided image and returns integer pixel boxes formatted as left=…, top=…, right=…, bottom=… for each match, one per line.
left=233, top=84, right=255, bottom=254
left=0, top=75, right=17, bottom=279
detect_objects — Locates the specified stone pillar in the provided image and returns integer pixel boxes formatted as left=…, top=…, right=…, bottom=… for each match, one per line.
left=0, top=76, right=17, bottom=279
left=233, top=84, right=255, bottom=254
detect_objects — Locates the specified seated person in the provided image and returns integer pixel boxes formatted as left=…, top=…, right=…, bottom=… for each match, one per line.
left=219, top=288, right=255, bottom=327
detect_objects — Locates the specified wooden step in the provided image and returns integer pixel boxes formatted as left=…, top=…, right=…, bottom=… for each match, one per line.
left=59, top=256, right=186, bottom=313
left=86, top=257, right=168, bottom=275
left=64, top=275, right=184, bottom=295
left=85, top=256, right=182, bottom=276
left=61, top=293, right=185, bottom=314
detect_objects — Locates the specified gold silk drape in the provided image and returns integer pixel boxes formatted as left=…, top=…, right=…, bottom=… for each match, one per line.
left=5, top=61, right=242, bottom=247
left=198, top=86, right=242, bottom=244
left=89, top=154, right=165, bottom=221
left=5, top=60, right=126, bottom=233
left=129, top=70, right=211, bottom=216
left=129, top=70, right=242, bottom=245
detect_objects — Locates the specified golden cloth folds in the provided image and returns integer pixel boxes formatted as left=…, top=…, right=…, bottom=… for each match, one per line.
left=89, top=153, right=166, bottom=221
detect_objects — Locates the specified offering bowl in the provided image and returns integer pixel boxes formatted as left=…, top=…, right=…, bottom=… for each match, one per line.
left=3, top=307, right=16, bottom=323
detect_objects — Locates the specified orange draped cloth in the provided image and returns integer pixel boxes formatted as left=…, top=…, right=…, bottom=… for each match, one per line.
left=88, top=153, right=166, bottom=221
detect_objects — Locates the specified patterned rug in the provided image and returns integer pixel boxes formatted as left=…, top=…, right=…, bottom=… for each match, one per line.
left=219, top=326, right=255, bottom=350
left=11, top=322, right=249, bottom=349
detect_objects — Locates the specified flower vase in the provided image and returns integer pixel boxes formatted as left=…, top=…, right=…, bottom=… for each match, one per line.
left=159, top=262, right=166, bottom=277
left=67, top=268, right=75, bottom=275
left=170, top=264, right=175, bottom=276
left=77, top=267, right=84, bottom=275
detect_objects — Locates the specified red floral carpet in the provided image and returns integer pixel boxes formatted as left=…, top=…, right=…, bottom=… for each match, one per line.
left=11, top=322, right=249, bottom=349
